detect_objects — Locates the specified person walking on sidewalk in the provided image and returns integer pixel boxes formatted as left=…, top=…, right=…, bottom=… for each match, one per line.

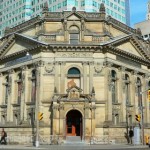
left=0, top=128, right=7, bottom=145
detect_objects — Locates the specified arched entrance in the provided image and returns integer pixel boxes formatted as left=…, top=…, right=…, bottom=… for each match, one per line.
left=66, top=110, right=82, bottom=137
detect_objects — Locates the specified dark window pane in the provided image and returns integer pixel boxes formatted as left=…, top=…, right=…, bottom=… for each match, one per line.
left=68, top=68, right=80, bottom=75
left=70, top=33, right=78, bottom=39
left=70, top=39, right=78, bottom=44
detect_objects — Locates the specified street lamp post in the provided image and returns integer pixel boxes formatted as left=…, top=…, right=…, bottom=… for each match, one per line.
left=139, top=88, right=150, bottom=145
left=35, top=65, right=40, bottom=147
left=27, top=52, right=40, bottom=147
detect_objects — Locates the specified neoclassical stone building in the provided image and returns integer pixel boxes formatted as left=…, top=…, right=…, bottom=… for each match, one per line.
left=0, top=4, right=150, bottom=144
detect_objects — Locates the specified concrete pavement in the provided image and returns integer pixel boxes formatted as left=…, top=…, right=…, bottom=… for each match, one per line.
left=0, top=144, right=149, bottom=150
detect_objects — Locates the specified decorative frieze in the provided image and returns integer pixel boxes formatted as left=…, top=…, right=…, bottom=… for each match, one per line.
left=56, top=52, right=93, bottom=58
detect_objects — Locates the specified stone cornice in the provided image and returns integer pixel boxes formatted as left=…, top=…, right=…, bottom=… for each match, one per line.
left=1, top=10, right=139, bottom=37
left=105, top=34, right=149, bottom=60
left=0, top=44, right=149, bottom=68
left=4, top=16, right=42, bottom=37
left=105, top=45, right=150, bottom=66
left=0, top=35, right=15, bottom=57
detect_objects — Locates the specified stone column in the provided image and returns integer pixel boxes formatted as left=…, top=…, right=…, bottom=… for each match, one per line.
left=142, top=74, right=149, bottom=125
left=7, top=69, right=15, bottom=122
left=104, top=62, right=113, bottom=122
left=0, top=73, right=3, bottom=122
left=0, top=73, right=3, bottom=105
left=21, top=65, right=29, bottom=121
left=89, top=62, right=94, bottom=93
left=83, top=62, right=88, bottom=94
left=131, top=71, right=138, bottom=116
left=119, top=67, right=126, bottom=123
left=60, top=62, right=66, bottom=94
left=55, top=62, right=60, bottom=93
left=81, top=19, right=85, bottom=41
left=6, top=70, right=12, bottom=122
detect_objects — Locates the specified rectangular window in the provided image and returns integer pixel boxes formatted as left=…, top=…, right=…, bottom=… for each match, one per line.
left=70, top=33, right=79, bottom=44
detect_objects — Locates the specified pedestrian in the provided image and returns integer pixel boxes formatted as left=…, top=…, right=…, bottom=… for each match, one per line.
left=129, top=127, right=134, bottom=144
left=0, top=128, right=7, bottom=145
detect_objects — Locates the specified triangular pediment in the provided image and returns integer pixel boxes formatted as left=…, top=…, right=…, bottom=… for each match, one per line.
left=0, top=33, right=47, bottom=58
left=4, top=41, right=34, bottom=57
left=66, top=11, right=84, bottom=21
left=116, top=41, right=143, bottom=58
left=67, top=14, right=81, bottom=20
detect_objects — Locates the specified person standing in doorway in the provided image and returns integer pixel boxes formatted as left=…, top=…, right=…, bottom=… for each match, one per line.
left=0, top=128, right=7, bottom=145
left=129, top=127, right=134, bottom=144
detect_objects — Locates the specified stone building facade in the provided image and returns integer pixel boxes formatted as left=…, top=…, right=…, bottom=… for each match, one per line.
left=0, top=4, right=150, bottom=144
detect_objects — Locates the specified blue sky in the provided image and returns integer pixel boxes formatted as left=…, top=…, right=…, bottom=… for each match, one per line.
left=130, top=0, right=148, bottom=27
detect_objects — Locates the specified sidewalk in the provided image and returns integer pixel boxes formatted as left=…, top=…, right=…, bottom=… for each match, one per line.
left=0, top=144, right=149, bottom=150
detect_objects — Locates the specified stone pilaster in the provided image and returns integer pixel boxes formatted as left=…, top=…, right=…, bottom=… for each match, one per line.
left=60, top=62, right=66, bottom=93
left=7, top=69, right=15, bottom=122
left=54, top=62, right=60, bottom=93
left=119, top=67, right=126, bottom=123
left=83, top=62, right=88, bottom=94
left=89, top=62, right=94, bottom=93
left=21, top=65, right=29, bottom=121
left=142, top=74, right=149, bottom=125
left=131, top=70, right=138, bottom=116
left=104, top=62, right=113, bottom=122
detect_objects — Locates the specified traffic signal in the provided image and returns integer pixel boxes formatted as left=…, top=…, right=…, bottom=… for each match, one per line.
left=135, top=114, right=141, bottom=122
left=148, top=90, right=150, bottom=101
left=38, top=112, right=43, bottom=121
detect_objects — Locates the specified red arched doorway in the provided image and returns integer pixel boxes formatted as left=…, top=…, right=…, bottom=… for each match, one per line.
left=66, top=110, right=82, bottom=137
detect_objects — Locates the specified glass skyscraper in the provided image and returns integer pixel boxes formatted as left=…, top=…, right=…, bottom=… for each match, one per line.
left=0, top=0, right=130, bottom=38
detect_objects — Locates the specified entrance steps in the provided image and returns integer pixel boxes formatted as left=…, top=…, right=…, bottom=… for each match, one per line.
left=64, top=136, right=86, bottom=145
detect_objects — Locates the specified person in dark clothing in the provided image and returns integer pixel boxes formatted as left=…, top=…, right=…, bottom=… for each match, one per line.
left=0, top=128, right=7, bottom=145
left=129, top=128, right=134, bottom=144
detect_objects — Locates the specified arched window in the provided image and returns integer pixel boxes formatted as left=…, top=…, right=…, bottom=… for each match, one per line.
left=125, top=74, right=130, bottom=105
left=4, top=76, right=9, bottom=105
left=68, top=67, right=80, bottom=76
left=31, top=70, right=36, bottom=102
left=111, top=70, right=117, bottom=103
left=137, top=77, right=142, bottom=107
left=17, top=73, right=22, bottom=104
left=67, top=67, right=81, bottom=88
left=69, top=26, right=79, bottom=44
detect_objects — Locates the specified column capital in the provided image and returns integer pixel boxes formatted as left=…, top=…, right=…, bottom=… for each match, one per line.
left=103, top=61, right=113, bottom=68
left=131, top=70, right=138, bottom=75
left=82, top=61, right=88, bottom=66
left=118, top=66, right=126, bottom=72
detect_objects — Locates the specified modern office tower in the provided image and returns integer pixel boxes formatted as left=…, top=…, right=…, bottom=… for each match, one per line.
left=134, top=0, right=150, bottom=40
left=0, top=0, right=130, bottom=38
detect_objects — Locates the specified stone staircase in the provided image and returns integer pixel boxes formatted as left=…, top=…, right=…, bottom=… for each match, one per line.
left=64, top=136, right=86, bottom=145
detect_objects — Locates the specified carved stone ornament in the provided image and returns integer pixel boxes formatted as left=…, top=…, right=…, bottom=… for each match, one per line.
left=56, top=52, right=93, bottom=58
left=94, top=62, right=103, bottom=73
left=45, top=63, right=54, bottom=73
